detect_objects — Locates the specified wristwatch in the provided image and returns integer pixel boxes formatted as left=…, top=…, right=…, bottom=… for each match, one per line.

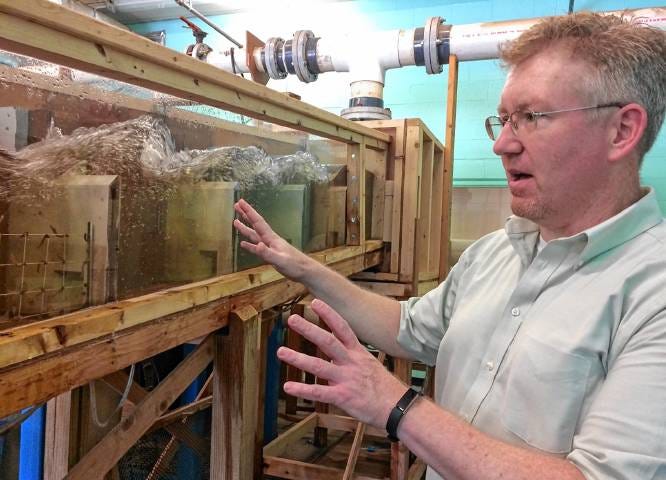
left=386, top=386, right=422, bottom=442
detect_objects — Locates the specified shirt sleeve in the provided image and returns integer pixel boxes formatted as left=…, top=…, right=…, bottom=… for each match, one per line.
left=396, top=251, right=468, bottom=366
left=567, top=309, right=666, bottom=480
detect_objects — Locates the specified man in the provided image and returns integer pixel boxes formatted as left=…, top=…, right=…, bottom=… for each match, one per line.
left=234, top=12, right=666, bottom=479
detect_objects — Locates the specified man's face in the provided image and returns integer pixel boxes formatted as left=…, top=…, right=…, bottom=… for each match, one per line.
left=493, top=48, right=613, bottom=232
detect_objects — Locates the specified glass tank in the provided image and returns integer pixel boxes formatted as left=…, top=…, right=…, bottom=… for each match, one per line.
left=0, top=50, right=351, bottom=326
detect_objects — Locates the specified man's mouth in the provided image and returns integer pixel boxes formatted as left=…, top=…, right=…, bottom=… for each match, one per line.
left=508, top=170, right=533, bottom=182
left=512, top=173, right=532, bottom=180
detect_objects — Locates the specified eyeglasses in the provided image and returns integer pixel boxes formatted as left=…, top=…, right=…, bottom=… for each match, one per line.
left=484, top=103, right=625, bottom=141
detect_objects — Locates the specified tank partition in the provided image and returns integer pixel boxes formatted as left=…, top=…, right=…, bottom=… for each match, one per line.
left=0, top=2, right=391, bottom=479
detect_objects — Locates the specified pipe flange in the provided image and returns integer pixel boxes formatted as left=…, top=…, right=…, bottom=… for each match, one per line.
left=293, top=30, right=318, bottom=83
left=424, top=16, right=443, bottom=74
left=341, top=105, right=392, bottom=121
left=265, top=37, right=287, bottom=80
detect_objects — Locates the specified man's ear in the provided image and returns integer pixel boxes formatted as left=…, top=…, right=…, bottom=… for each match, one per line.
left=607, top=103, right=648, bottom=163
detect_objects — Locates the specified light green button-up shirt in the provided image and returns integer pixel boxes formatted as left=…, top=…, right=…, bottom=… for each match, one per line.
left=398, top=188, right=666, bottom=480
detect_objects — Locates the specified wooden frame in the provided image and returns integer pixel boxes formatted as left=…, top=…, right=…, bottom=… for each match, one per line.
left=353, top=119, right=449, bottom=296
left=0, top=3, right=394, bottom=478
left=0, top=2, right=461, bottom=478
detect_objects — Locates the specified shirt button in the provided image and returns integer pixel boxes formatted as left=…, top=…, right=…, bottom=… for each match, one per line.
left=511, top=307, right=520, bottom=317
left=486, top=361, right=494, bottom=371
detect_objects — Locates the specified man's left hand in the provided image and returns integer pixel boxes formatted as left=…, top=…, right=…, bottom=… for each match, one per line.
left=276, top=299, right=407, bottom=429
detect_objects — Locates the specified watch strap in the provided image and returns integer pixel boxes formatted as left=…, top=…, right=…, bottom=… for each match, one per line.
left=386, top=387, right=422, bottom=442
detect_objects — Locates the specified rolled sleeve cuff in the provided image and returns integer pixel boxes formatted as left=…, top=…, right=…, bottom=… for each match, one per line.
left=397, top=298, right=440, bottom=366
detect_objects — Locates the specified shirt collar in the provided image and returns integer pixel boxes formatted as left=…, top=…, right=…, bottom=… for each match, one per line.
left=504, top=216, right=540, bottom=267
left=503, top=188, right=663, bottom=266
left=579, top=187, right=663, bottom=263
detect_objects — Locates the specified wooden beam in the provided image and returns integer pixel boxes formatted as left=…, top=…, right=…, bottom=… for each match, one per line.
left=391, top=441, right=410, bottom=480
left=44, top=392, right=72, bottom=480
left=264, top=456, right=379, bottom=480
left=316, top=413, right=385, bottom=438
left=350, top=272, right=400, bottom=282
left=439, top=55, right=458, bottom=282
left=353, top=281, right=411, bottom=298
left=211, top=305, right=261, bottom=480
left=150, top=396, right=212, bottom=432
left=65, top=336, right=214, bottom=479
left=399, top=126, right=423, bottom=283
left=0, top=242, right=382, bottom=371
left=0, top=302, right=225, bottom=419
left=263, top=412, right=318, bottom=458
left=390, top=358, right=413, bottom=480
left=407, top=459, right=427, bottom=480
left=0, top=1, right=389, bottom=148
left=101, top=371, right=209, bottom=458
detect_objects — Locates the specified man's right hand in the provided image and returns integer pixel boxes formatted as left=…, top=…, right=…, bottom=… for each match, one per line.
left=233, top=198, right=313, bottom=281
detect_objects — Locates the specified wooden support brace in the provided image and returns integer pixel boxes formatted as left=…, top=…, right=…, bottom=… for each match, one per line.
left=263, top=412, right=319, bottom=458
left=101, top=369, right=210, bottom=459
left=211, top=305, right=261, bottom=480
left=64, top=335, right=214, bottom=479
left=264, top=456, right=379, bottom=480
left=407, top=459, right=427, bottom=480
left=353, top=280, right=411, bottom=298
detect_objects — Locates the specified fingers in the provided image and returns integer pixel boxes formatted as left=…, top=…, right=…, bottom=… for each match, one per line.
left=283, top=381, right=334, bottom=404
left=277, top=346, right=339, bottom=382
left=310, top=299, right=360, bottom=349
left=287, top=314, right=349, bottom=362
left=233, top=219, right=261, bottom=244
left=234, top=199, right=277, bottom=240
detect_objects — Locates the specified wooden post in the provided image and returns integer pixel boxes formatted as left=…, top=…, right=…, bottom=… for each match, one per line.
left=211, top=305, right=261, bottom=480
left=284, top=325, right=302, bottom=416
left=400, top=125, right=423, bottom=284
left=346, top=142, right=363, bottom=246
left=44, top=391, right=72, bottom=480
left=439, top=55, right=459, bottom=282
left=391, top=358, right=412, bottom=480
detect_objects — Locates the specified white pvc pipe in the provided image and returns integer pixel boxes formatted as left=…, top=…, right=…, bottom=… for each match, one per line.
left=206, top=7, right=666, bottom=100
left=450, top=7, right=666, bottom=61
left=207, top=49, right=250, bottom=74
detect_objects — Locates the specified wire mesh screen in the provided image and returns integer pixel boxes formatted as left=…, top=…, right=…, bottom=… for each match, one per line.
left=118, top=408, right=211, bottom=480
left=0, top=231, right=88, bottom=322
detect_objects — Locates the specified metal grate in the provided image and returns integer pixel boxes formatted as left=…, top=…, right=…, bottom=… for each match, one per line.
left=0, top=231, right=88, bottom=321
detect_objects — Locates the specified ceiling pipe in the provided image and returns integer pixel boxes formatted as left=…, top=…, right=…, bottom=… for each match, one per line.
left=174, top=0, right=243, bottom=49
left=204, top=7, right=666, bottom=121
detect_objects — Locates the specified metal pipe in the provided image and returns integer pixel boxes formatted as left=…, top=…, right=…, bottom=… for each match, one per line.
left=174, top=0, right=243, bottom=49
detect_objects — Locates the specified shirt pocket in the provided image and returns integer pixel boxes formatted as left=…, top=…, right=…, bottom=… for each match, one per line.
left=500, top=333, right=591, bottom=454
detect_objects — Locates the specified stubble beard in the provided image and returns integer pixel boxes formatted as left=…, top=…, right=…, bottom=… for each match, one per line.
left=510, top=195, right=552, bottom=223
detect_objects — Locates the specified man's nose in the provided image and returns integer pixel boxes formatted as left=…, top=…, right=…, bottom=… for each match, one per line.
left=492, top=123, right=522, bottom=156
